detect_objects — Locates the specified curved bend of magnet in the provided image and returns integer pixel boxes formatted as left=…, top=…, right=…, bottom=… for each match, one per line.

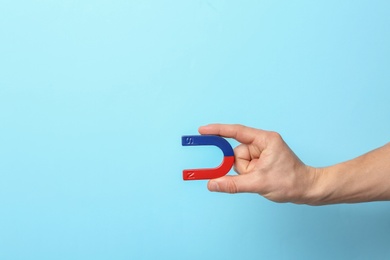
left=182, top=135, right=235, bottom=180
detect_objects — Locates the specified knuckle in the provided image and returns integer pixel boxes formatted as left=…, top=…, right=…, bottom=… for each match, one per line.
left=233, top=124, right=245, bottom=131
left=226, top=180, right=238, bottom=194
left=267, top=131, right=282, bottom=141
left=233, top=144, right=245, bottom=154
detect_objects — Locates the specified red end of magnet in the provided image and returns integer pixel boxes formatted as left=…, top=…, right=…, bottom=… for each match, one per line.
left=183, top=156, right=234, bottom=180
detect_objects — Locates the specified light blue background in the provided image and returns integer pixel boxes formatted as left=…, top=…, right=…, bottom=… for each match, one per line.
left=1, top=1, right=390, bottom=259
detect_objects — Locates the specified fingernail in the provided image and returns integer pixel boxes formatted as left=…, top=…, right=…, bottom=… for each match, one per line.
left=209, top=181, right=220, bottom=192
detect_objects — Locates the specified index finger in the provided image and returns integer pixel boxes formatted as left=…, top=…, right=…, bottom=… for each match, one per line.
left=198, top=124, right=265, bottom=145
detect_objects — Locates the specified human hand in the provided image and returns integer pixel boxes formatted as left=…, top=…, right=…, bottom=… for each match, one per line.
left=198, top=124, right=318, bottom=204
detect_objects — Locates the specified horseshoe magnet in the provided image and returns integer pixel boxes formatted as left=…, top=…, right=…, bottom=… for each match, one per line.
left=182, top=135, right=235, bottom=180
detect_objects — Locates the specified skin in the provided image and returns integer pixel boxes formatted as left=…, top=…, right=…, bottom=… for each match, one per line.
left=198, top=124, right=390, bottom=205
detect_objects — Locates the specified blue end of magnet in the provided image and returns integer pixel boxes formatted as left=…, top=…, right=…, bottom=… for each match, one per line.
left=181, top=135, right=234, bottom=157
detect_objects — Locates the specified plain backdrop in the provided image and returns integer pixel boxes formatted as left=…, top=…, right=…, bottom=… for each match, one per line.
left=1, top=1, right=390, bottom=259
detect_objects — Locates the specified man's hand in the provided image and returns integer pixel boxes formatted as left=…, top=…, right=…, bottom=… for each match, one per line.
left=199, top=124, right=319, bottom=204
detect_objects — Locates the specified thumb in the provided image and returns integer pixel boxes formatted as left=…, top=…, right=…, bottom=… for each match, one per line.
left=207, top=174, right=258, bottom=194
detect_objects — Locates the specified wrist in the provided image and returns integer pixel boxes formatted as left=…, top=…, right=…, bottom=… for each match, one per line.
left=302, top=166, right=333, bottom=206
left=304, top=163, right=351, bottom=205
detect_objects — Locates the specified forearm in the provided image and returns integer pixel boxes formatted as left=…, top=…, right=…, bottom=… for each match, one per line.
left=309, top=143, right=390, bottom=205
